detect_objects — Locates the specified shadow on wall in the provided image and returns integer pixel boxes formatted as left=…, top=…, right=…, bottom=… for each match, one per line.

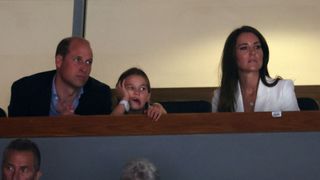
left=0, top=107, right=6, bottom=117
left=160, top=100, right=212, bottom=113
left=297, top=97, right=319, bottom=111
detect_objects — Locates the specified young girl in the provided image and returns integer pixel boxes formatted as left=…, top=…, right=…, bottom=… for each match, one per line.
left=111, top=67, right=167, bottom=120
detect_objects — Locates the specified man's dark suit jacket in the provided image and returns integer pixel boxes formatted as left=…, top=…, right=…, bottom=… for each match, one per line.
left=8, top=70, right=112, bottom=117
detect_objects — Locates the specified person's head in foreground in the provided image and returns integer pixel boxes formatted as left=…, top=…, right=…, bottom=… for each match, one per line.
left=2, top=139, right=41, bottom=180
left=121, top=158, right=160, bottom=180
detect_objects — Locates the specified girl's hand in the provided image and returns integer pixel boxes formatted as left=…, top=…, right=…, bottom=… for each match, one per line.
left=145, top=103, right=167, bottom=121
left=116, top=80, right=129, bottom=101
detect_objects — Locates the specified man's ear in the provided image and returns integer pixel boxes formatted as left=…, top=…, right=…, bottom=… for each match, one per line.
left=55, top=55, right=63, bottom=69
left=35, top=170, right=42, bottom=180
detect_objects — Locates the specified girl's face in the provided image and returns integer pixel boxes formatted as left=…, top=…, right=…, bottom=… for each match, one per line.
left=124, top=75, right=150, bottom=110
left=235, top=32, right=263, bottom=74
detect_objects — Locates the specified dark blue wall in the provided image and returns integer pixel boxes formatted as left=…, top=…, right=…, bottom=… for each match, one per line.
left=1, top=132, right=320, bottom=180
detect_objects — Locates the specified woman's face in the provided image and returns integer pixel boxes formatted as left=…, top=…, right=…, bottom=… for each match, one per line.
left=124, top=75, right=150, bottom=111
left=235, top=32, right=263, bottom=74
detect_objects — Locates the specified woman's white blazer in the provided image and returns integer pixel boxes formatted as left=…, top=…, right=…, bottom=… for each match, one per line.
left=211, top=78, right=300, bottom=112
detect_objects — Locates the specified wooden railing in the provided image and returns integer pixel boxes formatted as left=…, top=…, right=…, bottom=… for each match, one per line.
left=1, top=111, right=320, bottom=138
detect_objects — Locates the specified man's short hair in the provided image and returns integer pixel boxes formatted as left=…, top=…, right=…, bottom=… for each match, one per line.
left=2, top=139, right=41, bottom=171
left=55, top=36, right=89, bottom=58
left=55, top=37, right=73, bottom=58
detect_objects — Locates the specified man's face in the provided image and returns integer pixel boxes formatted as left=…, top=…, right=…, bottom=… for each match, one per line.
left=56, top=39, right=93, bottom=89
left=2, top=150, right=41, bottom=180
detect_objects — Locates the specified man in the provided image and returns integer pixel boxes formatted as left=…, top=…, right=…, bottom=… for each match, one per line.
left=8, top=37, right=112, bottom=116
left=2, top=139, right=42, bottom=180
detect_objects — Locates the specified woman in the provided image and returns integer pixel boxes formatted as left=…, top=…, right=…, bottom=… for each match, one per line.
left=212, top=26, right=299, bottom=112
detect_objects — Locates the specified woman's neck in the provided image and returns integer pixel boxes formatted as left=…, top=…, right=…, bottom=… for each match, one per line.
left=238, top=72, right=260, bottom=112
left=239, top=72, right=260, bottom=92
